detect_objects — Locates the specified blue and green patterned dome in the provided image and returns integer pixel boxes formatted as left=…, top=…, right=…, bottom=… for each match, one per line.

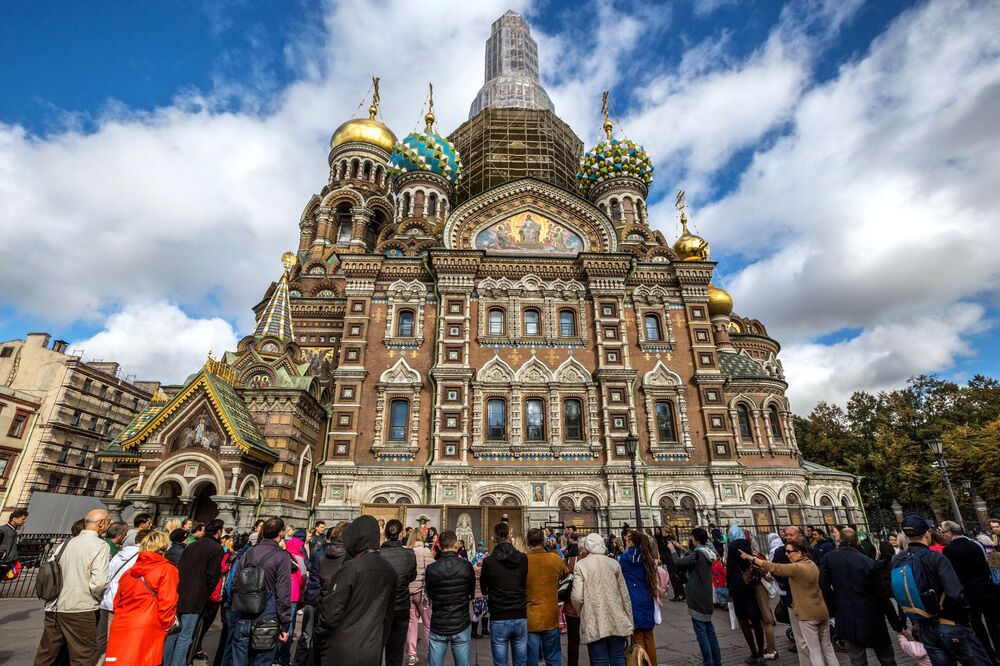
left=577, top=137, right=654, bottom=195
left=388, top=130, right=463, bottom=185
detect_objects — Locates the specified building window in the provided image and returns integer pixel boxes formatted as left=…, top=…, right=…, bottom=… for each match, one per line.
left=0, top=346, right=12, bottom=357
left=563, top=398, right=583, bottom=441
left=737, top=404, right=754, bottom=439
left=525, top=399, right=544, bottom=441
left=87, top=417, right=97, bottom=432
left=396, top=310, right=415, bottom=337
left=8, top=411, right=29, bottom=438
left=388, top=400, right=409, bottom=441
left=655, top=401, right=677, bottom=442
left=559, top=310, right=577, bottom=337
left=0, top=455, right=9, bottom=477
left=57, top=441, right=71, bottom=464
left=644, top=314, right=662, bottom=341
left=488, top=308, right=505, bottom=336
left=768, top=405, right=783, bottom=440
left=76, top=450, right=87, bottom=466
left=102, top=421, right=112, bottom=435
left=98, top=385, right=107, bottom=398
left=337, top=222, right=352, bottom=244
left=610, top=199, right=622, bottom=222
left=47, top=474, right=62, bottom=491
left=113, top=389, right=122, bottom=403
left=486, top=399, right=506, bottom=440
left=523, top=308, right=541, bottom=336
left=82, top=378, right=92, bottom=393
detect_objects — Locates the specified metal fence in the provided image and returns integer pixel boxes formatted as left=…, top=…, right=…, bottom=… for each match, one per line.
left=0, top=533, right=71, bottom=599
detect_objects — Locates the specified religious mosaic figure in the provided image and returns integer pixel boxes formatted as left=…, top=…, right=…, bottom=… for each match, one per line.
left=520, top=214, right=541, bottom=244
left=455, top=512, right=475, bottom=554
left=179, top=414, right=219, bottom=450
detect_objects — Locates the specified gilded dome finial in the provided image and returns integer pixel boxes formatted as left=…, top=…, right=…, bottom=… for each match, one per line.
left=601, top=90, right=613, bottom=139
left=425, top=82, right=435, bottom=133
left=369, top=76, right=381, bottom=120
left=672, top=188, right=710, bottom=261
left=280, top=251, right=297, bottom=281
left=676, top=189, right=690, bottom=233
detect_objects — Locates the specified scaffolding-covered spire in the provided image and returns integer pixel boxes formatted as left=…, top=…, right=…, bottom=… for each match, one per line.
left=469, top=11, right=555, bottom=117
left=254, top=252, right=296, bottom=342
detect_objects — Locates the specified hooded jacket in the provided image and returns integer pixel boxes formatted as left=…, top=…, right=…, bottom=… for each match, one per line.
left=318, top=539, right=348, bottom=598
left=425, top=551, right=475, bottom=635
left=677, top=545, right=717, bottom=621
left=320, top=515, right=397, bottom=666
left=380, top=539, right=417, bottom=612
left=618, top=546, right=656, bottom=630
left=105, top=551, right=179, bottom=666
left=480, top=541, right=528, bottom=620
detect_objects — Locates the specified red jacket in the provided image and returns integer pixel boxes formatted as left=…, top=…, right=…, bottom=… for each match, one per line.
left=106, top=551, right=179, bottom=666
left=711, top=558, right=727, bottom=588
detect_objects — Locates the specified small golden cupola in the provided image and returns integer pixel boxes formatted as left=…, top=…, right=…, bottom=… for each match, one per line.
left=330, top=76, right=398, bottom=154
left=707, top=284, right=733, bottom=317
left=671, top=189, right=710, bottom=261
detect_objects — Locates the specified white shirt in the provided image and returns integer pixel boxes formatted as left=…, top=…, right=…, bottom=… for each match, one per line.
left=46, top=530, right=110, bottom=613
left=100, top=545, right=140, bottom=611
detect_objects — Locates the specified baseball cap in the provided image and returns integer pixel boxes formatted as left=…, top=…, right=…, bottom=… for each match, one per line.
left=901, top=514, right=932, bottom=537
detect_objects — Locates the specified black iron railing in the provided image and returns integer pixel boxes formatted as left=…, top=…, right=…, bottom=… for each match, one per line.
left=0, top=533, right=71, bottom=599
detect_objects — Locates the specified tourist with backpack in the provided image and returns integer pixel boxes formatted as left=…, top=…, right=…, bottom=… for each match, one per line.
left=677, top=527, right=724, bottom=666
left=940, top=521, right=1000, bottom=664
left=891, top=514, right=992, bottom=665
left=0, top=508, right=27, bottom=579
left=228, top=516, right=293, bottom=666
left=33, top=508, right=111, bottom=666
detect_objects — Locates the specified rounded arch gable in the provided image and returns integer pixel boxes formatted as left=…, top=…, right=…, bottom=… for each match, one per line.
left=321, top=188, right=364, bottom=208
left=362, top=484, right=418, bottom=504
left=116, top=477, right=140, bottom=499
left=238, top=475, right=260, bottom=500
left=743, top=485, right=779, bottom=506
left=473, top=484, right=529, bottom=507
left=728, top=393, right=759, bottom=410
left=549, top=484, right=608, bottom=508
left=143, top=451, right=226, bottom=497
left=649, top=485, right=709, bottom=508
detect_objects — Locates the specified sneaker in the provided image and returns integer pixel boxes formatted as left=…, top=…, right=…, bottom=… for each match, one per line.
left=408, top=657, right=418, bottom=666
left=194, top=650, right=207, bottom=661
left=762, top=651, right=780, bottom=661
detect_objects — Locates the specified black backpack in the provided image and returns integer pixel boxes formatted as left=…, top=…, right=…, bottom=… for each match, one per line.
left=231, top=547, right=280, bottom=615
left=36, top=541, right=67, bottom=602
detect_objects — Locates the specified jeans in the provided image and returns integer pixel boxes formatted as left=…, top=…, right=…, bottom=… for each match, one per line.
left=489, top=618, right=527, bottom=666
left=692, top=618, right=723, bottom=666
left=586, top=636, right=627, bottom=666
left=428, top=624, right=472, bottom=666
left=527, top=627, right=561, bottom=666
left=228, top=614, right=281, bottom=666
left=162, top=612, right=201, bottom=666
left=920, top=622, right=993, bottom=666
left=275, top=601, right=297, bottom=664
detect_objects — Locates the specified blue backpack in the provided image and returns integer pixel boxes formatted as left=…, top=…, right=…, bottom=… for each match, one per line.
left=891, top=548, right=943, bottom=622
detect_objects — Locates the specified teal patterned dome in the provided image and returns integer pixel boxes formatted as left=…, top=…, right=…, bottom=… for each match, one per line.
left=388, top=130, right=463, bottom=185
left=577, top=137, right=654, bottom=195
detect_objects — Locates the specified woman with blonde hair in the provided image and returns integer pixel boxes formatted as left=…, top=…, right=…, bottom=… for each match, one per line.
left=405, top=526, right=435, bottom=665
left=163, top=518, right=181, bottom=534
left=105, top=530, right=179, bottom=666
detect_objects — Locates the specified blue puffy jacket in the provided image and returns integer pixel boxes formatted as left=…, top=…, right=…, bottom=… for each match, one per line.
left=619, top=546, right=656, bottom=630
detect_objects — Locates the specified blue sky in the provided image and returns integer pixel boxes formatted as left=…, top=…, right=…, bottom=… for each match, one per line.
left=1, top=0, right=998, bottom=409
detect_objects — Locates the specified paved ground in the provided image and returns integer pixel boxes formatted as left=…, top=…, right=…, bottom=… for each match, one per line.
left=2, top=597, right=917, bottom=665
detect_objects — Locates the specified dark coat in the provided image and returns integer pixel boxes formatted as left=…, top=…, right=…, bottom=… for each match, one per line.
left=231, top=539, right=293, bottom=625
left=380, top=539, right=417, bottom=612
left=819, top=545, right=901, bottom=646
left=319, top=516, right=397, bottom=666
left=164, top=542, right=185, bottom=566
left=176, top=535, right=223, bottom=614
left=676, top=546, right=717, bottom=619
left=811, top=538, right=834, bottom=563
left=943, top=536, right=996, bottom=607
left=318, top=539, right=348, bottom=598
left=425, top=552, right=475, bottom=636
left=619, top=546, right=656, bottom=630
left=481, top=541, right=528, bottom=620
left=726, top=539, right=762, bottom=621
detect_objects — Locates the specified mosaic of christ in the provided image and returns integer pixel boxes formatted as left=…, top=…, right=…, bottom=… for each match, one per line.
left=474, top=211, right=585, bottom=255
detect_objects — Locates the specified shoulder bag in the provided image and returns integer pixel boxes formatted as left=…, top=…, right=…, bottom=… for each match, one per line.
left=138, top=576, right=182, bottom=635
left=36, top=541, right=67, bottom=602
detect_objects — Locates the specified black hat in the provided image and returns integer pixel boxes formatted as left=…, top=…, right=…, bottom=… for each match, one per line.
left=901, top=514, right=932, bottom=537
left=169, top=528, right=189, bottom=544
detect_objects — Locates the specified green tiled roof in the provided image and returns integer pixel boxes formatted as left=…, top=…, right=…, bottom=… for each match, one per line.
left=718, top=352, right=769, bottom=379
left=801, top=460, right=854, bottom=478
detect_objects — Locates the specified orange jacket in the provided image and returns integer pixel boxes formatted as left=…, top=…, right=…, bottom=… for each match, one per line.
left=105, top=551, right=179, bottom=666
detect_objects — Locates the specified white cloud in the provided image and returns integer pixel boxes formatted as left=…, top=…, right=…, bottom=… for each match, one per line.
left=69, top=301, right=239, bottom=384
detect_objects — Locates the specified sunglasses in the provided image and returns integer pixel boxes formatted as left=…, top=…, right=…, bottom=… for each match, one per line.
left=785, top=548, right=798, bottom=553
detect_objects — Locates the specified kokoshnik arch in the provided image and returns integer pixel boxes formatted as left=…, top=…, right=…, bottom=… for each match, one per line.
left=98, top=11, right=860, bottom=538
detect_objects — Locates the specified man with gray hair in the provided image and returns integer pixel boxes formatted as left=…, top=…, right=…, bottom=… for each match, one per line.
left=941, top=520, right=1000, bottom=662
left=819, top=527, right=902, bottom=665
left=33, top=508, right=111, bottom=666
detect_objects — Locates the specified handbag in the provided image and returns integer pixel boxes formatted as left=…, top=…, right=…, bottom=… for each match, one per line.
left=139, top=576, right=182, bottom=635
left=774, top=597, right=790, bottom=624
left=741, top=550, right=765, bottom=586
left=625, top=637, right=652, bottom=666
left=557, top=575, right=573, bottom=603
left=250, top=618, right=280, bottom=651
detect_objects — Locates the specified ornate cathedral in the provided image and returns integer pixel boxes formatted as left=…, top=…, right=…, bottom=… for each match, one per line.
left=100, top=11, right=860, bottom=539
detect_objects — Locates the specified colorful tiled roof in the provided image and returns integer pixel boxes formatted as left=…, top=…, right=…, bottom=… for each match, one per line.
left=254, top=253, right=296, bottom=342
left=718, top=352, right=770, bottom=379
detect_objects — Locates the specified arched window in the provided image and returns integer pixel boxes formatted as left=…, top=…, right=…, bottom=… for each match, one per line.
left=487, top=399, right=506, bottom=440
left=786, top=493, right=800, bottom=505
left=396, top=310, right=415, bottom=337
left=610, top=198, right=622, bottom=222
left=525, top=399, right=544, bottom=441
left=388, top=399, right=409, bottom=441
left=737, top=404, right=754, bottom=439
left=295, top=447, right=312, bottom=501
left=350, top=158, right=360, bottom=178
left=655, top=400, right=677, bottom=442
left=523, top=308, right=541, bottom=336
left=363, top=161, right=372, bottom=180
left=401, top=192, right=412, bottom=216
left=488, top=308, right=505, bottom=336
left=427, top=193, right=438, bottom=216
left=375, top=165, right=384, bottom=186
left=563, top=398, right=583, bottom=440
left=644, top=314, right=662, bottom=341
left=768, top=404, right=783, bottom=440
left=559, top=309, right=577, bottom=337
left=336, top=202, right=352, bottom=243
left=82, top=378, right=92, bottom=393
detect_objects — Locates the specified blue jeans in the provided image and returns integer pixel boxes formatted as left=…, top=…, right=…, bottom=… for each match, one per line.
left=587, top=636, right=627, bottom=666
left=692, top=618, right=723, bottom=666
left=920, top=622, right=992, bottom=666
left=275, top=601, right=297, bottom=664
left=428, top=624, right=472, bottom=666
left=527, top=627, right=562, bottom=666
left=227, top=614, right=281, bottom=666
left=489, top=618, right=527, bottom=666
left=162, top=612, right=200, bottom=666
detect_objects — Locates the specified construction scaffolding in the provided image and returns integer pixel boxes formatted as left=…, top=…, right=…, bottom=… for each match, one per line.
left=448, top=107, right=584, bottom=205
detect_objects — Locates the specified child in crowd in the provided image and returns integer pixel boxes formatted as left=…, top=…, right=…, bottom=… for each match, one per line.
left=897, top=629, right=931, bottom=666
left=711, top=556, right=729, bottom=609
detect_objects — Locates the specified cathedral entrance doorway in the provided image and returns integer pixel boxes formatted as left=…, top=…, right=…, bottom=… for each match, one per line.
left=558, top=496, right=599, bottom=535
left=786, top=493, right=804, bottom=528
left=659, top=495, right=698, bottom=537
left=751, top=494, right=774, bottom=534
left=191, top=482, right=218, bottom=524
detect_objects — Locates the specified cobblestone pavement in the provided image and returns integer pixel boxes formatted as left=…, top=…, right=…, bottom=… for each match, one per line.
left=1, top=596, right=918, bottom=665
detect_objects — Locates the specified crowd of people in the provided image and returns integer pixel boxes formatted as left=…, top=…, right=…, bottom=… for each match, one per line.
left=2, top=505, right=999, bottom=666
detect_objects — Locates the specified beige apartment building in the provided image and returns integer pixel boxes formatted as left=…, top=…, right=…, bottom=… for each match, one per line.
left=0, top=332, right=157, bottom=522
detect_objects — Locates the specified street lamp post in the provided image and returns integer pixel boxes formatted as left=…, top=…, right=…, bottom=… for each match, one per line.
left=624, top=434, right=643, bottom=531
left=927, top=438, right=964, bottom=531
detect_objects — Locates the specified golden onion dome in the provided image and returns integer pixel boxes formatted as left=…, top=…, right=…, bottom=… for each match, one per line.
left=707, top=284, right=733, bottom=317
left=672, top=212, right=710, bottom=261
left=330, top=106, right=397, bottom=154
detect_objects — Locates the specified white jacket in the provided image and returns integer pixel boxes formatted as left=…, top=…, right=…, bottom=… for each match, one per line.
left=46, top=530, right=110, bottom=613
left=570, top=554, right=634, bottom=644
left=100, top=545, right=140, bottom=611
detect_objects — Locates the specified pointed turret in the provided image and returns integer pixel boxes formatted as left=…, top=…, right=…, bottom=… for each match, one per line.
left=254, top=252, right=297, bottom=342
